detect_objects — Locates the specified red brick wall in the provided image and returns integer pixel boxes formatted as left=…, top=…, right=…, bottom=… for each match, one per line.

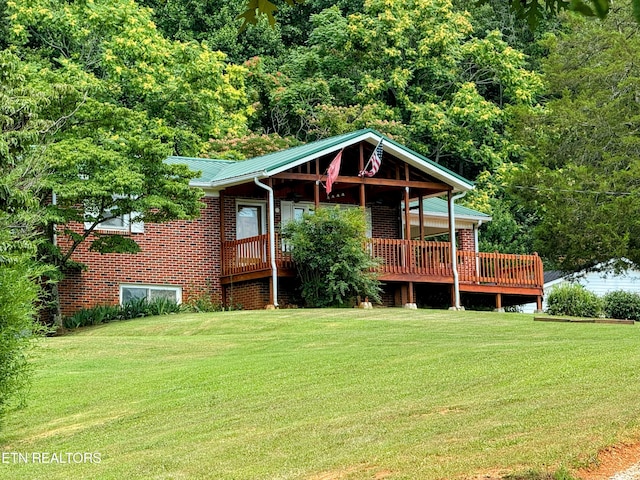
left=457, top=228, right=476, bottom=278
left=58, top=196, right=222, bottom=316
left=458, top=229, right=475, bottom=251
left=225, top=279, right=270, bottom=310
left=371, top=204, right=400, bottom=239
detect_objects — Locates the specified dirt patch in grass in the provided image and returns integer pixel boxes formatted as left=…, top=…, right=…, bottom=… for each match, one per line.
left=307, top=465, right=394, bottom=479
left=576, top=442, right=640, bottom=479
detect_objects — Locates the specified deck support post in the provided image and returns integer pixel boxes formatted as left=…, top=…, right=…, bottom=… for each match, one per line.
left=404, top=281, right=417, bottom=309
left=494, top=293, right=504, bottom=313
left=535, top=295, right=543, bottom=314
left=418, top=196, right=425, bottom=240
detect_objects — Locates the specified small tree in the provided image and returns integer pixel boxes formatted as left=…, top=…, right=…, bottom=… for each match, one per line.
left=281, top=206, right=381, bottom=307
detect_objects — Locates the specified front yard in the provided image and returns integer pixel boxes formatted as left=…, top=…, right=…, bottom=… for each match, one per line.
left=1, top=309, right=639, bottom=479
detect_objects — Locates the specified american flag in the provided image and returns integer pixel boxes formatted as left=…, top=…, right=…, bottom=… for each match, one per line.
left=359, top=139, right=383, bottom=177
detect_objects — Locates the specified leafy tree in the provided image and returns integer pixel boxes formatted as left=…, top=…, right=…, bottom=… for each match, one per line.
left=281, top=207, right=381, bottom=307
left=137, top=0, right=288, bottom=64
left=8, top=0, right=253, bottom=149
left=511, top=7, right=640, bottom=272
left=0, top=50, right=51, bottom=419
left=205, top=131, right=302, bottom=159
left=240, top=0, right=633, bottom=31
left=4, top=0, right=255, bottom=322
left=257, top=0, right=543, bottom=179
left=464, top=165, right=537, bottom=255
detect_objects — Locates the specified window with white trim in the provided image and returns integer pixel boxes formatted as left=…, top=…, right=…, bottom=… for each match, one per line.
left=120, top=284, right=182, bottom=304
left=236, top=200, right=266, bottom=239
left=84, top=197, right=144, bottom=233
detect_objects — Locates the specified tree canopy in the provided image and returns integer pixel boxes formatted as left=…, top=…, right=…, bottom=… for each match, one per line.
left=250, top=0, right=542, bottom=179
left=511, top=6, right=640, bottom=272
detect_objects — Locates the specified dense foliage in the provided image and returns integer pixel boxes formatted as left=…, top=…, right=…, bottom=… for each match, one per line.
left=281, top=207, right=381, bottom=307
left=257, top=0, right=543, bottom=179
left=0, top=50, right=50, bottom=418
left=512, top=6, right=640, bottom=272
left=603, top=290, right=640, bottom=321
left=545, top=283, right=604, bottom=318
left=63, top=298, right=181, bottom=329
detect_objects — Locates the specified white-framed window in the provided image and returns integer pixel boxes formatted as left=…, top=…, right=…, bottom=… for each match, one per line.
left=236, top=200, right=267, bottom=239
left=84, top=198, right=144, bottom=234
left=120, top=284, right=182, bottom=304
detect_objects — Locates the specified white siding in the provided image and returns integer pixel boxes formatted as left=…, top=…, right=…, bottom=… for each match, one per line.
left=519, top=266, right=640, bottom=313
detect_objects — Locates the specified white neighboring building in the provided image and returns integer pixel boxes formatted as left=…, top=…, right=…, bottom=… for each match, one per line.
left=521, top=260, right=640, bottom=313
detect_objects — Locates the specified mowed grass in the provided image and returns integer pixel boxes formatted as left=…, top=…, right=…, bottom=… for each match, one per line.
left=1, top=309, right=640, bottom=480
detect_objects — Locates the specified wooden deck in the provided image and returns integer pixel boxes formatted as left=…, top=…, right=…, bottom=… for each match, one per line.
left=221, top=235, right=544, bottom=296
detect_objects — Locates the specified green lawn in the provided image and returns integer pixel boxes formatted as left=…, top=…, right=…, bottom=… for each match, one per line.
left=1, top=309, right=640, bottom=479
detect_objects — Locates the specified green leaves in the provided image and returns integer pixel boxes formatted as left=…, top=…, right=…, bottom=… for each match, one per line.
left=281, top=207, right=381, bottom=307
left=511, top=4, right=640, bottom=271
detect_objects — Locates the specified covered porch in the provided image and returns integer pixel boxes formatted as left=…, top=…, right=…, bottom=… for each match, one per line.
left=221, top=234, right=544, bottom=310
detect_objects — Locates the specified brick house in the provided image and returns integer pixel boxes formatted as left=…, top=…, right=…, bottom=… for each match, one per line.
left=57, top=129, right=543, bottom=315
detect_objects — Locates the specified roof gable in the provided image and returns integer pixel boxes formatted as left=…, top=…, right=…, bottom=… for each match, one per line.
left=167, top=129, right=474, bottom=192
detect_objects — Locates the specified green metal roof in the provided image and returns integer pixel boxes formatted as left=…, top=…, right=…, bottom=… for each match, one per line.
left=210, top=130, right=369, bottom=183
left=409, top=197, right=491, bottom=220
left=165, top=156, right=234, bottom=184
left=166, top=129, right=474, bottom=191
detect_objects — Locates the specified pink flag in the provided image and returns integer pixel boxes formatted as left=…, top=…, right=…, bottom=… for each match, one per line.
left=325, top=149, right=343, bottom=194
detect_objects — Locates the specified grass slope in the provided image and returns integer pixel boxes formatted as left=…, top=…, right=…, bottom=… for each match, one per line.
left=1, top=309, right=640, bottom=479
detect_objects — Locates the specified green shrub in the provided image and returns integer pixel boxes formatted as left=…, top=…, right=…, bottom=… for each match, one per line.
left=147, top=297, right=181, bottom=316
left=182, top=294, right=225, bottom=313
left=120, top=297, right=149, bottom=319
left=603, top=290, right=640, bottom=320
left=63, top=297, right=181, bottom=329
left=546, top=283, right=603, bottom=318
left=0, top=257, right=43, bottom=416
left=281, top=206, right=381, bottom=307
left=63, top=308, right=94, bottom=329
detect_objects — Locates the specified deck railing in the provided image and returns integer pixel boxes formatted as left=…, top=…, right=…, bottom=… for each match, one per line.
left=367, top=239, right=452, bottom=276
left=457, top=250, right=543, bottom=287
left=223, top=236, right=543, bottom=289
left=222, top=234, right=294, bottom=276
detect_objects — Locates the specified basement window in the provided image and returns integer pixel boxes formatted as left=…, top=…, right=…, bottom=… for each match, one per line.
left=120, top=284, right=182, bottom=305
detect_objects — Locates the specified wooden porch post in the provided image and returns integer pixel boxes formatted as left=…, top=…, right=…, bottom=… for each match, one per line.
left=359, top=143, right=366, bottom=208
left=418, top=195, right=425, bottom=241
left=314, top=158, right=320, bottom=208
left=404, top=165, right=411, bottom=241
left=403, top=165, right=417, bottom=309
